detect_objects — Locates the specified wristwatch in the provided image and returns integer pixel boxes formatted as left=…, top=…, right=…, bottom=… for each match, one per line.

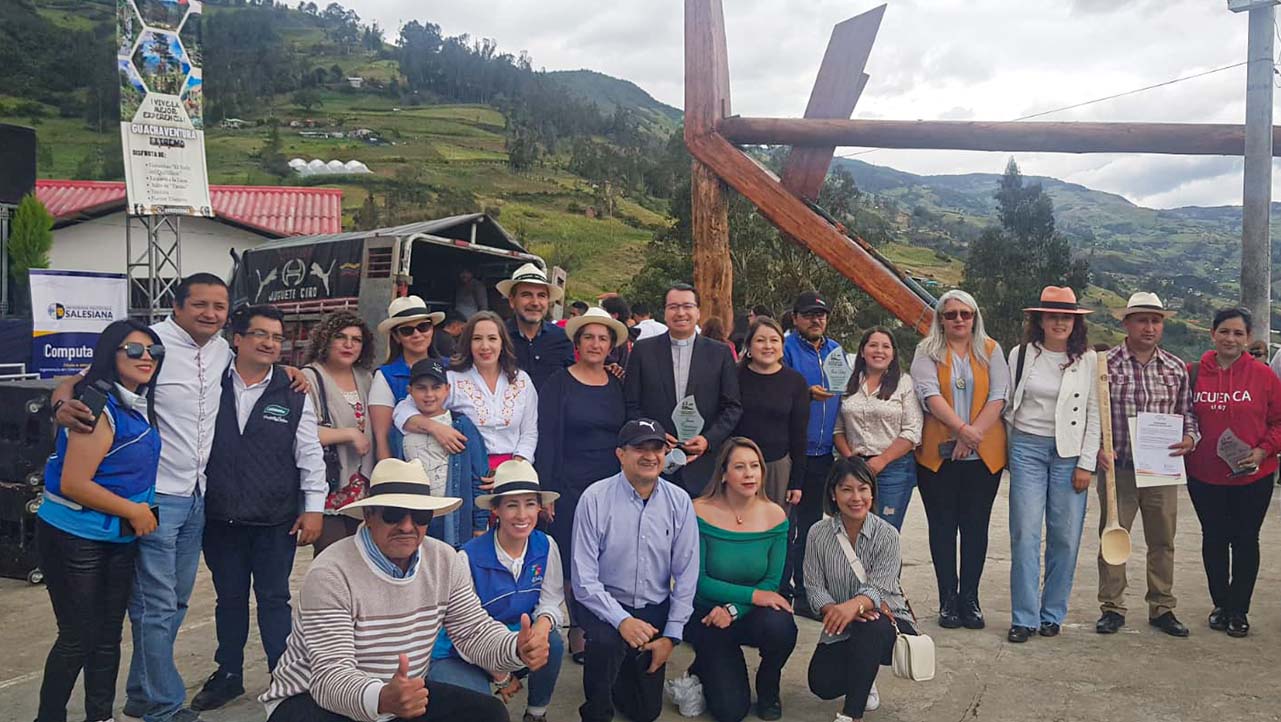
left=491, top=673, right=516, bottom=694
left=724, top=603, right=739, bottom=621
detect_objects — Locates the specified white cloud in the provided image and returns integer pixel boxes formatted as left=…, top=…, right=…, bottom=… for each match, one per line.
left=350, top=0, right=1269, bottom=208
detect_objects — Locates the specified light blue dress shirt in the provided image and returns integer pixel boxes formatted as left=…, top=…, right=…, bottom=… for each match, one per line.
left=571, top=471, right=700, bottom=640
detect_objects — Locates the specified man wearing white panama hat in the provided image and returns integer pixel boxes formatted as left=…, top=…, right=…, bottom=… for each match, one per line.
left=260, top=458, right=551, bottom=722
left=499, top=263, right=575, bottom=390
left=1095, top=291, right=1200, bottom=638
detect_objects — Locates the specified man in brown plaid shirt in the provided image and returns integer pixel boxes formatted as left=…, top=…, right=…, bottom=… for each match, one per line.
left=1096, top=292, right=1200, bottom=638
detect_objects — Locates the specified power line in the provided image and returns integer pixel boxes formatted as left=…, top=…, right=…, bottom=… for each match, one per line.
left=834, top=60, right=1251, bottom=159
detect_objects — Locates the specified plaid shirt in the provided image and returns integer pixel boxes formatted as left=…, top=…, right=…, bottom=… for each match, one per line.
left=1105, top=343, right=1200, bottom=468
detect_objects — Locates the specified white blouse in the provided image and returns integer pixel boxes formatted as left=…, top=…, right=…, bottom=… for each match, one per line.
left=834, top=373, right=923, bottom=457
left=392, top=366, right=539, bottom=462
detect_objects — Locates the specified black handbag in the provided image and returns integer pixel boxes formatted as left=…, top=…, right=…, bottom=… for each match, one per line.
left=308, top=367, right=343, bottom=494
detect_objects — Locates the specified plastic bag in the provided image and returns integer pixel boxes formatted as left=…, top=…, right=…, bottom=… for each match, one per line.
left=663, top=672, right=706, bottom=717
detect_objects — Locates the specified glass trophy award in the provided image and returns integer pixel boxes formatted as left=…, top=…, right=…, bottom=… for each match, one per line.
left=672, top=395, right=705, bottom=442
left=822, top=348, right=854, bottom=394
left=1217, top=428, right=1256, bottom=477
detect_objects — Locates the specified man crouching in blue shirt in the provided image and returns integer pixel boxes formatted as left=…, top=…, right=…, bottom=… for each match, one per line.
left=572, top=418, right=700, bottom=722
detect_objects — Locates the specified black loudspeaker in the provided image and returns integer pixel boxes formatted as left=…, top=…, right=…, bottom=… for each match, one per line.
left=0, top=379, right=58, bottom=485
left=0, top=482, right=42, bottom=584
left=0, top=124, right=37, bottom=206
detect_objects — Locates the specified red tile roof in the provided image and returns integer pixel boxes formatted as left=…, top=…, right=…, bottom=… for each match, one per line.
left=35, top=180, right=343, bottom=238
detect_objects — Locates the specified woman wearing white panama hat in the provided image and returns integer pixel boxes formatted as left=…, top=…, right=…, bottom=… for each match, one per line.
left=261, top=458, right=551, bottom=722
left=536, top=307, right=629, bottom=663
left=428, top=460, right=566, bottom=722
left=369, top=295, right=446, bottom=462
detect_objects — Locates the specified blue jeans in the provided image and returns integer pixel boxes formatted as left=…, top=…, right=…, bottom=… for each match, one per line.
left=1008, top=430, right=1088, bottom=628
left=427, top=628, right=563, bottom=709
left=873, top=455, right=917, bottom=531
left=126, top=492, right=206, bottom=722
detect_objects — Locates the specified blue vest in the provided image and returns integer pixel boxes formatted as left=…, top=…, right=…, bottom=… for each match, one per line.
left=433, top=529, right=550, bottom=660
left=379, top=356, right=412, bottom=459
left=40, top=391, right=160, bottom=543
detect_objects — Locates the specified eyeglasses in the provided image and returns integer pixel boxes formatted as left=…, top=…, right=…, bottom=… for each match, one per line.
left=243, top=329, right=287, bottom=344
left=380, top=506, right=433, bottom=526
left=333, top=332, right=364, bottom=345
left=118, top=342, right=165, bottom=360
left=941, top=310, right=975, bottom=322
left=665, top=303, right=698, bottom=312
left=396, top=321, right=435, bottom=338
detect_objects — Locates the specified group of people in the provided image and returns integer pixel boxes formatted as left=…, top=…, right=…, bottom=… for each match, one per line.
left=31, top=257, right=1281, bottom=722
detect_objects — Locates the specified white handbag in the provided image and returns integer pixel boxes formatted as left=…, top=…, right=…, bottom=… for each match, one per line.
left=835, top=528, right=936, bottom=682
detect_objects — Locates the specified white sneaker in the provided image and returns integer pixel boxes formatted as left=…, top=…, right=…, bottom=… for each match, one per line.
left=865, top=680, right=881, bottom=711
left=834, top=715, right=856, bottom=722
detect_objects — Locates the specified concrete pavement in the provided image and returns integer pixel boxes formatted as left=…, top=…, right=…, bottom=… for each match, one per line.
left=3, top=479, right=1280, bottom=722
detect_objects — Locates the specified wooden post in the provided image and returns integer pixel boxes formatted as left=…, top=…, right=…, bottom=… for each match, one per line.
left=781, top=6, right=884, bottom=199
left=685, top=0, right=733, bottom=329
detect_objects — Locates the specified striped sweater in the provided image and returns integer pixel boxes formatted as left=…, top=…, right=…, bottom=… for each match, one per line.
left=259, top=533, right=523, bottom=721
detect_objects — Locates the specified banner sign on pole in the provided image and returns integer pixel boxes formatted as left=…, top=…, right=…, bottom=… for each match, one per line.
left=30, top=270, right=129, bottom=379
left=118, top=0, right=213, bottom=217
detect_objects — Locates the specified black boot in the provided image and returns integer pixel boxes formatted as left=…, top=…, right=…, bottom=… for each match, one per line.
left=938, top=591, right=962, bottom=629
left=959, top=594, right=985, bottom=629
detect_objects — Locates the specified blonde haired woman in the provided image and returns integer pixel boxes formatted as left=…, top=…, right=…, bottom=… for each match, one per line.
left=686, top=438, right=795, bottom=722
left=910, top=289, right=1009, bottom=630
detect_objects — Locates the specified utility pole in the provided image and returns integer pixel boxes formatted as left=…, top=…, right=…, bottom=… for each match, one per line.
left=1233, top=0, right=1277, bottom=340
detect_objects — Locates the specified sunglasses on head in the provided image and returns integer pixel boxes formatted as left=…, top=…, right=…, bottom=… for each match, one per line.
left=941, top=310, right=975, bottom=322
left=118, top=342, right=165, bottom=360
left=380, top=506, right=433, bottom=526
left=395, top=321, right=435, bottom=338
left=1251, top=350, right=1265, bottom=358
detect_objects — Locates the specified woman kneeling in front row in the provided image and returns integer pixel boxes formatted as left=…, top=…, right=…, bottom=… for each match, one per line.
left=686, top=438, right=796, bottom=722
left=428, top=460, right=565, bottom=722
left=805, top=456, right=918, bottom=722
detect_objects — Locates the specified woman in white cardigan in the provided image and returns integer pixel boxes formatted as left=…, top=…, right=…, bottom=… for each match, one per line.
left=1003, top=287, right=1100, bottom=644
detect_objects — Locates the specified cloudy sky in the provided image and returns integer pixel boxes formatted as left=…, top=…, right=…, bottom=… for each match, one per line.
left=352, top=0, right=1272, bottom=209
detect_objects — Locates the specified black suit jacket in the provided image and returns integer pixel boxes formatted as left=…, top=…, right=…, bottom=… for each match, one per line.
left=623, top=332, right=743, bottom=493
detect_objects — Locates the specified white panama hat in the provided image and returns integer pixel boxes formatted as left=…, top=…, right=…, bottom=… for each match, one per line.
left=377, top=295, right=446, bottom=335
left=563, top=306, right=630, bottom=348
left=474, top=459, right=560, bottom=508
left=495, top=263, right=565, bottom=303
left=339, top=458, right=462, bottom=519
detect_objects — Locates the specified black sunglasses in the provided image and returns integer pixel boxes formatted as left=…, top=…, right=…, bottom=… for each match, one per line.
left=395, top=321, right=435, bottom=338
left=118, top=342, right=165, bottom=360
left=1250, top=350, right=1265, bottom=358
left=380, top=506, right=433, bottom=526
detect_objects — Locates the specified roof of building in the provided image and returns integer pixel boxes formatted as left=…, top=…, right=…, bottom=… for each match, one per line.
left=244, top=214, right=528, bottom=254
left=35, top=180, right=344, bottom=238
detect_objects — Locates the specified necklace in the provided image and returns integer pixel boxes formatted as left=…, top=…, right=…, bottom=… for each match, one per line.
left=726, top=497, right=751, bottom=525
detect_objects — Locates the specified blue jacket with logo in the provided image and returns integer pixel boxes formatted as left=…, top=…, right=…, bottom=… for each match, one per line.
left=433, top=528, right=551, bottom=660
left=40, top=390, right=160, bottom=543
left=783, top=333, right=842, bottom=457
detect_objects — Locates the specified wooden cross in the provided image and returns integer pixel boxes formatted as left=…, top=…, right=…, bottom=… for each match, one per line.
left=685, top=0, right=1275, bottom=334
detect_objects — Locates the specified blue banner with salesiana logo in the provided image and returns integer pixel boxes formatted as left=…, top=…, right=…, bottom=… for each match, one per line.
left=30, top=270, right=129, bottom=378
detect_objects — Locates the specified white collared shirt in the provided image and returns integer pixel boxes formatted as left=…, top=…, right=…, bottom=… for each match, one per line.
left=151, top=317, right=233, bottom=496
left=458, top=533, right=565, bottom=629
left=228, top=364, right=328, bottom=513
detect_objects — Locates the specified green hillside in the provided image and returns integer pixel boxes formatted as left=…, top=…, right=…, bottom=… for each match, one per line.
left=547, top=69, right=681, bottom=134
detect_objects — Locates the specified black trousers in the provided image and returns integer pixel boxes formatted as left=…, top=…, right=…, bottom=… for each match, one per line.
left=916, top=460, right=1002, bottom=601
left=790, top=453, right=834, bottom=598
left=1187, top=474, right=1275, bottom=615
left=203, top=519, right=298, bottom=675
left=683, top=606, right=797, bottom=722
left=579, top=601, right=670, bottom=722
left=267, top=680, right=507, bottom=722
left=807, top=615, right=912, bottom=717
left=36, top=518, right=138, bottom=722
